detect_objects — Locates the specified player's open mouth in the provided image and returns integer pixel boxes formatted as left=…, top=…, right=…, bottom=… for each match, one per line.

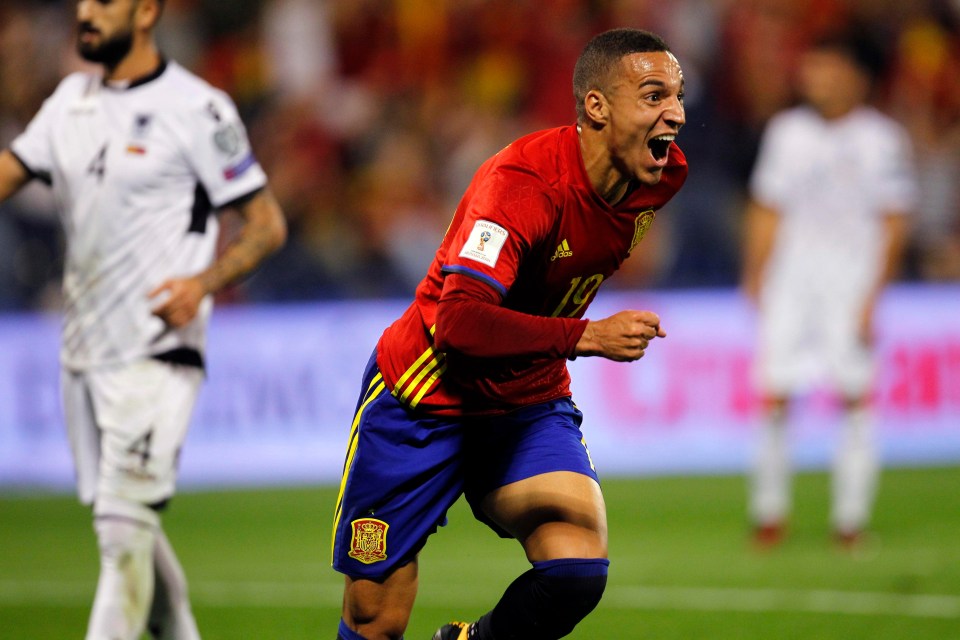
left=78, top=25, right=99, bottom=42
left=648, top=134, right=675, bottom=163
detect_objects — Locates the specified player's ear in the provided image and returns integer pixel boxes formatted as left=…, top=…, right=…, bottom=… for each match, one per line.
left=583, top=89, right=608, bottom=129
left=134, top=0, right=162, bottom=32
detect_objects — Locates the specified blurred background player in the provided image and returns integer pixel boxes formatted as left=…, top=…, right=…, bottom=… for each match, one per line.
left=0, top=0, right=286, bottom=638
left=331, top=28, right=686, bottom=640
left=741, top=28, right=917, bottom=549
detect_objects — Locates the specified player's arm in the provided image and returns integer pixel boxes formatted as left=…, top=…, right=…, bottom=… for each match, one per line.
left=150, top=187, right=286, bottom=328
left=435, top=274, right=587, bottom=359
left=0, top=149, right=32, bottom=203
left=858, top=210, right=909, bottom=343
left=741, top=199, right=779, bottom=302
left=435, top=275, right=662, bottom=362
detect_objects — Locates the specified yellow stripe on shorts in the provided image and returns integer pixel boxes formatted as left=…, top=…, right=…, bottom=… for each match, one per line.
left=331, top=375, right=384, bottom=563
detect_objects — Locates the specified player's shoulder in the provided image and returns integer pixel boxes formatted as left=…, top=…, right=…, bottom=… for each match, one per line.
left=760, top=106, right=826, bottom=149
left=847, top=105, right=908, bottom=137
left=46, top=71, right=100, bottom=102
left=766, top=105, right=817, bottom=132
left=493, top=126, right=572, bottom=185
left=57, top=70, right=97, bottom=90
left=462, top=128, right=571, bottom=232
left=478, top=126, right=589, bottom=218
left=159, top=62, right=214, bottom=93
left=153, top=61, right=238, bottom=113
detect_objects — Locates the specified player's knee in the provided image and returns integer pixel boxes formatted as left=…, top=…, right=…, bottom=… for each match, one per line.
left=343, top=611, right=408, bottom=640
left=345, top=606, right=408, bottom=639
left=93, top=495, right=159, bottom=561
left=533, top=558, right=609, bottom=636
left=343, top=575, right=414, bottom=640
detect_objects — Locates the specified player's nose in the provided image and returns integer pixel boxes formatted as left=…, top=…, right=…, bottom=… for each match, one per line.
left=76, top=0, right=96, bottom=22
left=664, top=96, right=685, bottom=129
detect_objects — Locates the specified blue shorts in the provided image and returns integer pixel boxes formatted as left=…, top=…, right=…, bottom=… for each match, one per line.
left=331, top=352, right=599, bottom=578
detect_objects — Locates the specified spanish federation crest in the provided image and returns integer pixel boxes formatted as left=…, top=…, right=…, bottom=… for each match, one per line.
left=348, top=518, right=389, bottom=564
left=629, top=209, right=656, bottom=254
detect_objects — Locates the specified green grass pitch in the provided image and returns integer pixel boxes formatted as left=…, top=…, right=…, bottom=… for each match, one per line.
left=1, top=466, right=959, bottom=639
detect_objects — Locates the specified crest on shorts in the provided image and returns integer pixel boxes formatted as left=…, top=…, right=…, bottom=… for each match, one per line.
left=348, top=518, right=389, bottom=564
left=629, top=209, right=656, bottom=254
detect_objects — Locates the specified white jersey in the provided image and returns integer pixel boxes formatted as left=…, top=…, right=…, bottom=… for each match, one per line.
left=11, top=61, right=267, bottom=370
left=749, top=105, right=917, bottom=396
left=750, top=105, right=917, bottom=298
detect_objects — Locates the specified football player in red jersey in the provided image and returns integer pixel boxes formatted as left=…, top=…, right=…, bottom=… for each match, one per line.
left=332, top=28, right=687, bottom=640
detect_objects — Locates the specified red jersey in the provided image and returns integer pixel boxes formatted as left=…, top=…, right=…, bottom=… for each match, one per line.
left=377, top=125, right=687, bottom=415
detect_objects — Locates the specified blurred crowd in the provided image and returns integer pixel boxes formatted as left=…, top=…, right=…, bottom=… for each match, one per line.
left=1, top=0, right=959, bottom=310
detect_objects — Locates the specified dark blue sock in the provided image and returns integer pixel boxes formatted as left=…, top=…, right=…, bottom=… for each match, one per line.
left=475, top=557, right=609, bottom=640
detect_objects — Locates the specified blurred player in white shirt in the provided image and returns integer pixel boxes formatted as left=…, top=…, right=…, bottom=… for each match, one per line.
left=0, top=1, right=286, bottom=638
left=742, top=29, right=916, bottom=549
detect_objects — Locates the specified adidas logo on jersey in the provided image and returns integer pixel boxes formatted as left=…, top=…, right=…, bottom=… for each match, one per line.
left=551, top=239, right=573, bottom=261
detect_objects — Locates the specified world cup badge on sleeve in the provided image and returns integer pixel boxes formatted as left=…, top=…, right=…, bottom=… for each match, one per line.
left=478, top=230, right=492, bottom=250
left=459, top=220, right=508, bottom=266
left=348, top=518, right=389, bottom=564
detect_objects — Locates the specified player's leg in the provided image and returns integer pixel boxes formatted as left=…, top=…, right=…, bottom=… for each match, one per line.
left=62, top=369, right=101, bottom=507
left=64, top=368, right=154, bottom=639
left=87, top=495, right=159, bottom=640
left=466, top=471, right=609, bottom=640
left=439, top=400, right=608, bottom=640
left=828, top=304, right=879, bottom=545
left=831, top=398, right=878, bottom=544
left=83, top=359, right=203, bottom=640
left=333, top=354, right=466, bottom=640
left=749, top=396, right=791, bottom=545
left=750, top=286, right=807, bottom=545
left=148, top=527, right=201, bottom=640
left=339, top=561, right=419, bottom=640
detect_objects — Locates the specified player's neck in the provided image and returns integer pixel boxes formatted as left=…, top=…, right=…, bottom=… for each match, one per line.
left=579, top=126, right=633, bottom=206
left=103, top=40, right=162, bottom=85
left=811, top=95, right=865, bottom=122
left=580, top=142, right=633, bottom=207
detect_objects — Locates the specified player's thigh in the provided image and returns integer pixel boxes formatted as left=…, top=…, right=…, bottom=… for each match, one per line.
left=824, top=307, right=874, bottom=399
left=88, top=358, right=203, bottom=505
left=464, top=398, right=607, bottom=560
left=757, top=286, right=816, bottom=394
left=332, top=367, right=466, bottom=580
left=481, top=470, right=608, bottom=562
left=61, top=369, right=101, bottom=505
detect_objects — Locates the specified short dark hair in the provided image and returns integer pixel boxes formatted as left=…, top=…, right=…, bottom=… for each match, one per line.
left=810, top=27, right=887, bottom=81
left=573, top=28, right=671, bottom=123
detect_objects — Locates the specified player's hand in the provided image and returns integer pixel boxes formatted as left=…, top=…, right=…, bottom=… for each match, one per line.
left=149, top=277, right=207, bottom=328
left=574, top=310, right=665, bottom=361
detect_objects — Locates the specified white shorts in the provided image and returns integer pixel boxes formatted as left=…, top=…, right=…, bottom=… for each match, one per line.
left=62, top=358, right=204, bottom=507
left=755, top=283, right=874, bottom=398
